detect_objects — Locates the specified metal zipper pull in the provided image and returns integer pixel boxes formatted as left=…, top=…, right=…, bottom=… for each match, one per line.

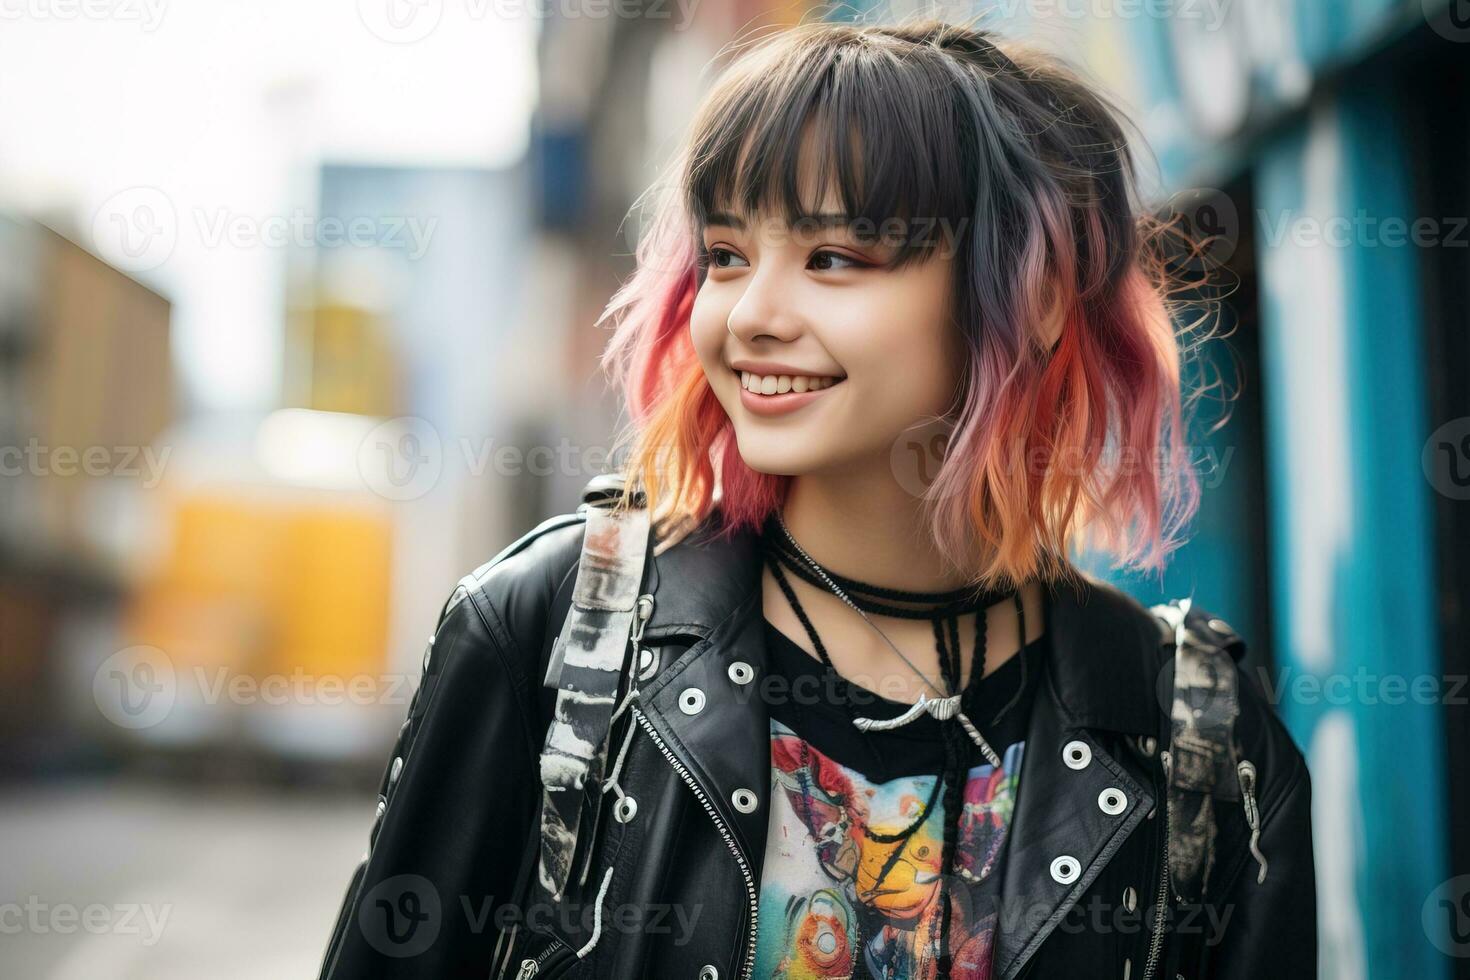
left=631, top=593, right=653, bottom=645
left=1236, top=759, right=1269, bottom=883
left=515, top=959, right=538, bottom=979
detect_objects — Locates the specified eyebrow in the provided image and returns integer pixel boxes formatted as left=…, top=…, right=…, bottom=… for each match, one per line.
left=702, top=210, right=854, bottom=232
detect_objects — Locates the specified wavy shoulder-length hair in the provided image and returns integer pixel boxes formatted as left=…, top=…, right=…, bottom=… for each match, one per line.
left=597, top=18, right=1209, bottom=589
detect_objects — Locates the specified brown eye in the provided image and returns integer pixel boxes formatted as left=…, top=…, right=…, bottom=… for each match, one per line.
left=706, top=246, right=746, bottom=269
left=809, top=249, right=863, bottom=271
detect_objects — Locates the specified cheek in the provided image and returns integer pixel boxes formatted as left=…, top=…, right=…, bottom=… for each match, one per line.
left=845, top=275, right=960, bottom=410
left=688, top=286, right=727, bottom=369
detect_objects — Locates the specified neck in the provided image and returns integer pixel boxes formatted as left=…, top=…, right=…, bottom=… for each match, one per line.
left=780, top=465, right=974, bottom=594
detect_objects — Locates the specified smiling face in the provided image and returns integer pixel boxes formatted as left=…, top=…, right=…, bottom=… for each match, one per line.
left=688, top=150, right=964, bottom=480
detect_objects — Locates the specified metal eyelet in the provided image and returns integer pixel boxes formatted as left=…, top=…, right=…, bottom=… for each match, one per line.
left=1062, top=739, right=1091, bottom=770
left=698, top=967, right=719, bottom=980
left=614, top=796, right=638, bottom=823
left=1122, top=885, right=1138, bottom=912
left=638, top=647, right=658, bottom=682
left=678, top=688, right=705, bottom=715
left=1098, top=787, right=1127, bottom=815
left=727, top=661, right=754, bottom=685
left=1049, top=854, right=1080, bottom=885
left=731, top=788, right=758, bottom=813
left=389, top=756, right=403, bottom=783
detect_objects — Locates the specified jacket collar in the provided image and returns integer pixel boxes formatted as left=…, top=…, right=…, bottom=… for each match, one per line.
left=641, top=510, right=1166, bottom=737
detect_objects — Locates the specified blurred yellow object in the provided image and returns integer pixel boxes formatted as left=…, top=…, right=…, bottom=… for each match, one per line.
left=123, top=487, right=393, bottom=725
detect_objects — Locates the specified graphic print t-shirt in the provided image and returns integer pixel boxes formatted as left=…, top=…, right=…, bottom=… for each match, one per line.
left=754, top=620, right=1045, bottom=980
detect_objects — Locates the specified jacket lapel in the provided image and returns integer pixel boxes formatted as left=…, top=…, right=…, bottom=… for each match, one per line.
left=990, top=578, right=1158, bottom=978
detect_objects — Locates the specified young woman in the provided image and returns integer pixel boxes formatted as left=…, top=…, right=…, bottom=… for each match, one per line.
left=319, top=19, right=1316, bottom=980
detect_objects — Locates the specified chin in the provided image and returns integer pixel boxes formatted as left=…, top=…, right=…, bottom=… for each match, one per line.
left=729, top=433, right=832, bottom=477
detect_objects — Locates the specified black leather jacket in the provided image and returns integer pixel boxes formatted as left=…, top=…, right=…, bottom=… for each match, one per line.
left=318, top=506, right=1317, bottom=980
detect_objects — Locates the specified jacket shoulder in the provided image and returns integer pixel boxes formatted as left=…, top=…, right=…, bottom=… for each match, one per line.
left=1153, top=596, right=1312, bottom=837
left=446, top=510, right=588, bottom=665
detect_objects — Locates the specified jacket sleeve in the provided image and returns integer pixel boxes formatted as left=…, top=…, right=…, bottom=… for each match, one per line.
left=316, top=577, right=548, bottom=980
left=1206, top=663, right=1319, bottom=979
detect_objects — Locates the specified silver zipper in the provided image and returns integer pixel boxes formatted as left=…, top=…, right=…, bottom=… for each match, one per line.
left=515, top=934, right=568, bottom=979
left=1142, top=749, right=1173, bottom=980
left=630, top=703, right=759, bottom=980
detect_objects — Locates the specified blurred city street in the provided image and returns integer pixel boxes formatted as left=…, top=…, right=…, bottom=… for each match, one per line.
left=0, top=0, right=1467, bottom=977
left=2, top=778, right=372, bottom=979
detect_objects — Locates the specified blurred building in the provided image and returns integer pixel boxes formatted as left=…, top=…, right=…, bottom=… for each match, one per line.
left=998, top=1, right=1468, bottom=976
left=0, top=216, right=173, bottom=774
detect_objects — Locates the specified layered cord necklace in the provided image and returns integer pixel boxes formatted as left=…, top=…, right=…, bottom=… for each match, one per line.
left=764, top=510, right=1019, bottom=766
left=761, top=511, right=1030, bottom=980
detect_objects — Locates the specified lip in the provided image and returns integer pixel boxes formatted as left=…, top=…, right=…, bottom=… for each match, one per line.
left=729, top=359, right=844, bottom=379
left=735, top=368, right=845, bottom=417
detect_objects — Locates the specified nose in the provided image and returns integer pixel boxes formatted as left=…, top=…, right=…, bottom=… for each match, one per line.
left=724, top=261, right=806, bottom=344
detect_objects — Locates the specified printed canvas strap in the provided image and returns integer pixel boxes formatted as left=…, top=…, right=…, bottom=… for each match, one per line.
left=1151, top=596, right=1242, bottom=905
left=535, top=487, right=650, bottom=904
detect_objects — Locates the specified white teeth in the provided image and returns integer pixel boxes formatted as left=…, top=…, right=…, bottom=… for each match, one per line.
left=739, top=371, right=841, bottom=394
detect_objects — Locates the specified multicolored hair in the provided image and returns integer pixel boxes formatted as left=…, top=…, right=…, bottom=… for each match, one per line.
left=598, top=18, right=1210, bottom=590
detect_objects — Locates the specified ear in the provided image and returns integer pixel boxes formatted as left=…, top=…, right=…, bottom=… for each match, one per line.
left=1037, top=281, right=1067, bottom=352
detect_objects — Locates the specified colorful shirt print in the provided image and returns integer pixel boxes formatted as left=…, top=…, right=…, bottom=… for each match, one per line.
left=757, top=726, right=1023, bottom=979
left=752, top=620, right=1045, bottom=980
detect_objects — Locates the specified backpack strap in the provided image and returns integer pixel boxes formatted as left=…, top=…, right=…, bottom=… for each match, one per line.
left=533, top=474, right=651, bottom=906
left=1149, top=597, right=1245, bottom=905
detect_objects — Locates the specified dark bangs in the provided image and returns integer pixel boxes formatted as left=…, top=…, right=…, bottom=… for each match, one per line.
left=682, top=26, right=978, bottom=271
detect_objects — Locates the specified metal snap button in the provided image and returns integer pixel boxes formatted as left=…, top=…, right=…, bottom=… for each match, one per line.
left=1136, top=735, right=1157, bottom=758
left=678, top=687, right=705, bottom=715
left=389, top=756, right=404, bottom=783
left=1049, top=855, right=1080, bottom=885
left=1062, top=739, right=1091, bottom=770
left=727, top=661, right=754, bottom=685
left=1123, top=885, right=1138, bottom=912
left=614, top=796, right=638, bottom=823
left=699, top=966, right=719, bottom=980
left=731, top=788, right=758, bottom=813
left=375, top=797, right=386, bottom=819
left=638, top=647, right=658, bottom=681
left=1098, top=787, right=1127, bottom=815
